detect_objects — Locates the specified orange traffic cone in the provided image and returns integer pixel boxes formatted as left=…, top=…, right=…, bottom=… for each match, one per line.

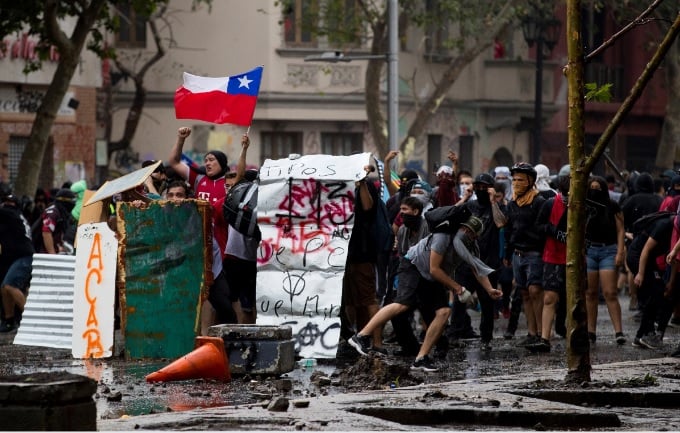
left=146, top=336, right=231, bottom=383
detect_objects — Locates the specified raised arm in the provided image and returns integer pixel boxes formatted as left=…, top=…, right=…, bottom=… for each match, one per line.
left=383, top=150, right=399, bottom=197
left=232, top=133, right=250, bottom=184
left=168, top=127, right=192, bottom=181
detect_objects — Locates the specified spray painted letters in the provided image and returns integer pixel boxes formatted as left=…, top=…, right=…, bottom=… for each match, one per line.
left=256, top=153, right=370, bottom=358
left=72, top=222, right=118, bottom=359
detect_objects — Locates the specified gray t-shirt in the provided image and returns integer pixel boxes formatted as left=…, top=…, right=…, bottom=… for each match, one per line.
left=406, top=231, right=494, bottom=282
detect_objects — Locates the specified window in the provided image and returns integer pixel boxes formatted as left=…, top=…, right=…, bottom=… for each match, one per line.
left=116, top=3, right=147, bottom=48
left=9, top=135, right=53, bottom=189
left=326, top=0, right=361, bottom=47
left=261, top=132, right=303, bottom=163
left=283, top=0, right=318, bottom=47
left=321, top=132, right=362, bottom=156
left=424, top=0, right=450, bottom=62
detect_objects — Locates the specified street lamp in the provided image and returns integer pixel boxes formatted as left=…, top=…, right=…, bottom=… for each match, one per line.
left=305, top=0, right=398, bottom=153
left=521, top=11, right=561, bottom=165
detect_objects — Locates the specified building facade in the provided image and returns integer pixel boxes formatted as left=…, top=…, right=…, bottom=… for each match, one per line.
left=0, top=26, right=101, bottom=192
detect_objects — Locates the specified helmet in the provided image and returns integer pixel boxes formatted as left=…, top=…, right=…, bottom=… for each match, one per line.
left=461, top=215, right=484, bottom=236
left=473, top=173, right=495, bottom=186
left=510, top=162, right=537, bottom=180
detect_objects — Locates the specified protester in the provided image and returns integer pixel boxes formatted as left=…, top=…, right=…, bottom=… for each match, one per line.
left=349, top=215, right=502, bottom=372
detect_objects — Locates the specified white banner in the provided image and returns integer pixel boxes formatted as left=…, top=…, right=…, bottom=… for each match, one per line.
left=71, top=222, right=118, bottom=359
left=256, top=153, right=370, bottom=358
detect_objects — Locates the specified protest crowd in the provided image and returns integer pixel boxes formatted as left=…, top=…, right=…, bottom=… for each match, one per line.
left=2, top=130, right=680, bottom=374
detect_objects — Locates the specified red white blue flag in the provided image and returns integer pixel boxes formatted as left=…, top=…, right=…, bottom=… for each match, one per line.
left=174, top=66, right=263, bottom=126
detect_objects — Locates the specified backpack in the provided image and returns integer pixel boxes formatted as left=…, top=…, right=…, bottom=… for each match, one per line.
left=373, top=198, right=394, bottom=253
left=224, top=179, right=260, bottom=239
left=631, top=210, right=675, bottom=235
left=424, top=204, right=471, bottom=234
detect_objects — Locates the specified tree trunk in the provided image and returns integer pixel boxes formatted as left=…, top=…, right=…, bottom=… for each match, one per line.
left=366, top=15, right=388, bottom=160
left=656, top=38, right=680, bottom=167
left=13, top=0, right=106, bottom=198
left=564, top=0, right=592, bottom=383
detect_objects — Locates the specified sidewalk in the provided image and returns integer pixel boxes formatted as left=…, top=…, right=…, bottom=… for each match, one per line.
left=99, top=292, right=680, bottom=431
left=98, top=356, right=680, bottom=431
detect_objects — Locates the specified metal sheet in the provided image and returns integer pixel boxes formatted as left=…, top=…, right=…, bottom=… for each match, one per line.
left=13, top=254, right=76, bottom=349
left=117, top=200, right=211, bottom=359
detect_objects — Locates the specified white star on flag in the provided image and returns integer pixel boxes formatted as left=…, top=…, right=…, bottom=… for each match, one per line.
left=238, top=75, right=253, bottom=89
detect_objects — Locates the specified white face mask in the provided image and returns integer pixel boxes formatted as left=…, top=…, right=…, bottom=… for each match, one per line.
left=410, top=191, right=430, bottom=205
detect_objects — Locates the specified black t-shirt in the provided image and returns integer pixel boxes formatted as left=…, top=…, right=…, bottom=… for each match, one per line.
left=586, top=199, right=621, bottom=245
left=466, top=199, right=505, bottom=268
left=347, top=181, right=379, bottom=264
left=628, top=216, right=674, bottom=262
left=0, top=206, right=35, bottom=263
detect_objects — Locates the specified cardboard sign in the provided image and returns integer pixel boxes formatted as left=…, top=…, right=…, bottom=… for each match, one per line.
left=85, top=161, right=162, bottom=206
left=256, top=153, right=369, bottom=358
left=71, top=222, right=118, bottom=358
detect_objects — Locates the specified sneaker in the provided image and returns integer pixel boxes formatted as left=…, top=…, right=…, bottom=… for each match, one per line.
left=639, top=333, right=663, bottom=349
left=410, top=355, right=439, bottom=372
left=480, top=340, right=492, bottom=351
left=348, top=333, right=372, bottom=356
left=503, top=329, right=515, bottom=340
left=588, top=332, right=596, bottom=343
left=632, top=337, right=644, bottom=348
left=615, top=332, right=626, bottom=345
left=0, top=319, right=17, bottom=333
left=518, top=334, right=540, bottom=347
left=526, top=338, right=551, bottom=353
left=370, top=346, right=388, bottom=356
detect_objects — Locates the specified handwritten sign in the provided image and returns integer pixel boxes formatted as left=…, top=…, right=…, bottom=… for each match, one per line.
left=256, top=153, right=369, bottom=358
left=72, top=222, right=118, bottom=359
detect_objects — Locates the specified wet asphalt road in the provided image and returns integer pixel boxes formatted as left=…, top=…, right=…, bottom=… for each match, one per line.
left=0, top=291, right=678, bottom=420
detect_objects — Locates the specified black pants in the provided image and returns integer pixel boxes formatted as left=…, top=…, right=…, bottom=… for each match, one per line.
left=451, top=264, right=498, bottom=342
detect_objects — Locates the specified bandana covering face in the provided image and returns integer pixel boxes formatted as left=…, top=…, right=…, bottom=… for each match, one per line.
left=512, top=173, right=538, bottom=207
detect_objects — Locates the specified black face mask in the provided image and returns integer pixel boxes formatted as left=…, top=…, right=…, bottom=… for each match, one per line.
left=475, top=187, right=490, bottom=205
left=587, top=188, right=609, bottom=204
left=402, top=213, right=421, bottom=230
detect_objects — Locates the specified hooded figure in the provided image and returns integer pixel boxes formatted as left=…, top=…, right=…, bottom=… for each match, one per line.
left=534, top=164, right=556, bottom=199
left=70, top=179, right=87, bottom=222
left=494, top=166, right=512, bottom=201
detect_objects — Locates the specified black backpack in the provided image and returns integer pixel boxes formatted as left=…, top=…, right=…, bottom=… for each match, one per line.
left=223, top=179, right=260, bottom=239
left=631, top=210, right=675, bottom=235
left=424, top=204, right=471, bottom=233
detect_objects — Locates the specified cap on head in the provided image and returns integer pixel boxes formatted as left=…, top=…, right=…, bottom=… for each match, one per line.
left=55, top=188, right=76, bottom=203
left=399, top=169, right=419, bottom=183
left=411, top=180, right=432, bottom=193
left=461, top=215, right=484, bottom=236
left=473, top=173, right=495, bottom=186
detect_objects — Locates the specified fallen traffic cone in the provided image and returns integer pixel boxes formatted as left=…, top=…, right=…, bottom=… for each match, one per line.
left=146, top=336, right=231, bottom=383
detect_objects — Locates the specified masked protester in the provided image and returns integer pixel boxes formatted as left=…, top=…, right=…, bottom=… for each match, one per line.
left=500, top=162, right=546, bottom=346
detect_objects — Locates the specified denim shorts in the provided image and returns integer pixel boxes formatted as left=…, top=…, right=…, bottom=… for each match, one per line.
left=2, top=256, right=32, bottom=293
left=512, top=250, right=543, bottom=289
left=586, top=243, right=617, bottom=272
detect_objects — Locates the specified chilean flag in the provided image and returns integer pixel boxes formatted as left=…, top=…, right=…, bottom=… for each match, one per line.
left=174, top=66, right=263, bottom=126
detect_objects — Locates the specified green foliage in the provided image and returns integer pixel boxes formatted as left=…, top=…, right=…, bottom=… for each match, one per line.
left=584, top=82, right=613, bottom=102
